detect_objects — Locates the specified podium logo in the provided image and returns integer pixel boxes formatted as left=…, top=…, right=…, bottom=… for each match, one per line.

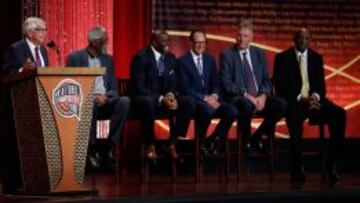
left=52, top=79, right=83, bottom=120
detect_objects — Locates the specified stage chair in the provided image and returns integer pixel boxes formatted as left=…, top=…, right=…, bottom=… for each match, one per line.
left=308, top=120, right=326, bottom=180
left=236, top=114, right=276, bottom=182
left=117, top=79, right=177, bottom=184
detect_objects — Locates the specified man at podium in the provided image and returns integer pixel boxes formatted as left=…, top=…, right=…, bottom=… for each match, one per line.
left=66, top=26, right=130, bottom=169
left=1, top=16, right=49, bottom=193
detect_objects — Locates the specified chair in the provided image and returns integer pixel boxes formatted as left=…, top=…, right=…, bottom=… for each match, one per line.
left=117, top=79, right=177, bottom=184
left=236, top=114, right=276, bottom=182
left=308, top=119, right=326, bottom=180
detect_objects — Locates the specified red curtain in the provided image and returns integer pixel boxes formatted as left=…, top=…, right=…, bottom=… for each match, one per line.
left=113, top=0, right=151, bottom=78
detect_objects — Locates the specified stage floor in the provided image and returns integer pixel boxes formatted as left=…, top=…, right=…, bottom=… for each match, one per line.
left=2, top=171, right=360, bottom=203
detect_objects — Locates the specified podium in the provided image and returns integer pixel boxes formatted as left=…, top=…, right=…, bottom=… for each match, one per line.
left=3, top=67, right=105, bottom=194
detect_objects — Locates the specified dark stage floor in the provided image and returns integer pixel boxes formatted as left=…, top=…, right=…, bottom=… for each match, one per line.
left=2, top=171, right=360, bottom=203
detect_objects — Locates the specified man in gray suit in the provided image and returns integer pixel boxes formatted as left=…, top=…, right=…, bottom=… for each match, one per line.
left=220, top=20, right=286, bottom=153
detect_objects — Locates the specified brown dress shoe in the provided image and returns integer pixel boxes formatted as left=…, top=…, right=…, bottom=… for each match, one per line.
left=169, top=144, right=179, bottom=159
left=146, top=145, right=158, bottom=160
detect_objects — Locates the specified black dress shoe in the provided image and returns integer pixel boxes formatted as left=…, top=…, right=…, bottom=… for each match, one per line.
left=291, top=166, right=308, bottom=182
left=328, top=166, right=341, bottom=182
left=107, top=150, right=116, bottom=169
left=249, top=138, right=266, bottom=155
left=88, top=152, right=101, bottom=169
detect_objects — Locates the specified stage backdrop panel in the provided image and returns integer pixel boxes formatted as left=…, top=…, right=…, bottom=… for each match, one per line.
left=152, top=0, right=360, bottom=138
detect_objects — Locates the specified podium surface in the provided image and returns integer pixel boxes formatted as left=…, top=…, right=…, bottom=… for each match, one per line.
left=3, top=67, right=105, bottom=194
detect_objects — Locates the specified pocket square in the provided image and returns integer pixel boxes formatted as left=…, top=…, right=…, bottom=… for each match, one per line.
left=169, top=69, right=175, bottom=75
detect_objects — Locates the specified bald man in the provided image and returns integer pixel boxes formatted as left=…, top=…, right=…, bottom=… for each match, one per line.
left=273, top=28, right=346, bottom=182
left=129, top=30, right=194, bottom=160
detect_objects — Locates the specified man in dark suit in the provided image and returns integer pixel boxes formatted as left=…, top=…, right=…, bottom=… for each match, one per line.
left=129, top=30, right=193, bottom=160
left=273, top=28, right=346, bottom=182
left=178, top=29, right=237, bottom=154
left=66, top=26, right=130, bottom=169
left=220, top=20, right=287, bottom=154
left=1, top=17, right=49, bottom=193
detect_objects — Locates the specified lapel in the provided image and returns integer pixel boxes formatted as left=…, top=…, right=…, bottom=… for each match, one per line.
left=80, top=49, right=90, bottom=67
left=22, top=40, right=35, bottom=62
left=147, top=47, right=158, bottom=77
left=232, top=45, right=245, bottom=83
left=186, top=52, right=205, bottom=87
left=289, top=48, right=304, bottom=86
left=249, top=46, right=261, bottom=85
left=306, top=49, right=316, bottom=90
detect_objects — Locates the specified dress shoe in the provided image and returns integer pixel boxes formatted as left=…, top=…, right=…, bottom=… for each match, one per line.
left=291, top=166, right=308, bottom=182
left=169, top=144, right=180, bottom=159
left=146, top=145, right=158, bottom=160
left=328, top=166, right=341, bottom=182
left=249, top=138, right=266, bottom=155
left=107, top=149, right=116, bottom=169
left=88, top=152, right=101, bottom=169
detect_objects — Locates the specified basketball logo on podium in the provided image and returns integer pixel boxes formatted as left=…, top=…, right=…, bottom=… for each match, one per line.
left=52, top=79, right=83, bottom=120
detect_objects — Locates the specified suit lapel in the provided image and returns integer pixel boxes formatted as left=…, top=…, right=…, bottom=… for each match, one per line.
left=22, top=40, right=35, bottom=62
left=232, top=46, right=245, bottom=84
left=249, top=46, right=261, bottom=85
left=80, top=50, right=90, bottom=67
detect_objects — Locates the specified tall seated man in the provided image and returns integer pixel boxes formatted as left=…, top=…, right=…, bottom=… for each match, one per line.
left=129, top=30, right=193, bottom=160
left=273, top=28, right=346, bottom=182
left=219, top=20, right=287, bottom=154
left=66, top=26, right=130, bottom=169
left=178, top=29, right=237, bottom=154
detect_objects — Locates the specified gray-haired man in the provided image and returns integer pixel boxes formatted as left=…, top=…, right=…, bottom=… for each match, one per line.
left=66, top=26, right=130, bottom=169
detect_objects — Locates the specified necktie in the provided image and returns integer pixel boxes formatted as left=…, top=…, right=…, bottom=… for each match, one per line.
left=242, top=52, right=257, bottom=96
left=196, top=56, right=203, bottom=75
left=298, top=55, right=309, bottom=98
left=158, top=55, right=165, bottom=76
left=35, top=47, right=42, bottom=67
left=196, top=56, right=205, bottom=86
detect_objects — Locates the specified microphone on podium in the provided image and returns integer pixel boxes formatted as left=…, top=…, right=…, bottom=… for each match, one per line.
left=47, top=40, right=62, bottom=66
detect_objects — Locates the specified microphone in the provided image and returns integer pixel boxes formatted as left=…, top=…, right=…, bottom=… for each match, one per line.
left=47, top=40, right=60, bottom=55
left=47, top=40, right=62, bottom=66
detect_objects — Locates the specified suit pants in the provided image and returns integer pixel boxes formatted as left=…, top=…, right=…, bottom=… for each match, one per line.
left=232, top=96, right=287, bottom=145
left=194, top=101, right=238, bottom=143
left=131, top=95, right=194, bottom=145
left=286, top=99, right=346, bottom=170
left=89, top=96, right=131, bottom=151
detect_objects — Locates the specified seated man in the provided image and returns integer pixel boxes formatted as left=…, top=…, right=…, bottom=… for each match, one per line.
left=178, top=29, right=237, bottom=154
left=66, top=26, right=130, bottom=169
left=129, top=30, right=193, bottom=160
left=219, top=20, right=287, bottom=154
left=273, top=28, right=346, bottom=182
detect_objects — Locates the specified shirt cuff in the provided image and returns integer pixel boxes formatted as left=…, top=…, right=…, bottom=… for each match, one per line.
left=312, top=92, right=320, bottom=101
left=296, top=93, right=302, bottom=101
left=211, top=93, right=219, bottom=101
left=158, top=95, right=164, bottom=104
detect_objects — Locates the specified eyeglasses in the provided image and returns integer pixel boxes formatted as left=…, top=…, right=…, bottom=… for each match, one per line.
left=34, top=27, right=48, bottom=32
left=193, top=41, right=206, bottom=44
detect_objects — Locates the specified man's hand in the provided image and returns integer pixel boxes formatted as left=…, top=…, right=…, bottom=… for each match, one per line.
left=255, top=94, right=267, bottom=111
left=299, top=95, right=321, bottom=110
left=244, top=93, right=257, bottom=106
left=309, top=95, right=321, bottom=110
left=94, top=94, right=107, bottom=107
left=204, top=95, right=220, bottom=109
left=22, top=58, right=35, bottom=70
left=162, top=94, right=178, bottom=110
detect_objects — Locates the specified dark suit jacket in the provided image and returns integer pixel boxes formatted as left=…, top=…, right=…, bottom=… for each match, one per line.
left=66, top=48, right=119, bottom=101
left=273, top=47, right=326, bottom=106
left=1, top=39, right=49, bottom=75
left=178, top=51, right=219, bottom=101
left=129, top=46, right=177, bottom=100
left=219, top=45, right=272, bottom=100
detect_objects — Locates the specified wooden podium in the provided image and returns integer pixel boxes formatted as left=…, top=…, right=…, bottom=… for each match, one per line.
left=3, top=67, right=105, bottom=194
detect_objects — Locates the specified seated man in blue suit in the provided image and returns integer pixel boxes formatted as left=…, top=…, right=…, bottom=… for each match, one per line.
left=178, top=29, right=237, bottom=154
left=66, top=26, right=130, bottom=169
left=220, top=20, right=287, bottom=154
left=129, top=30, right=194, bottom=160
